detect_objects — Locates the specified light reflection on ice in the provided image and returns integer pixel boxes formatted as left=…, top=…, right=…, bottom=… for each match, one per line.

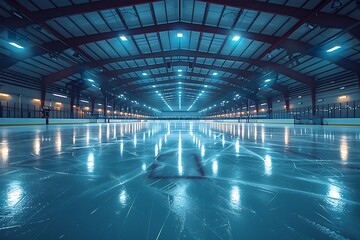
left=33, top=132, right=40, bottom=156
left=119, top=189, right=129, bottom=207
left=230, top=186, right=240, bottom=210
left=87, top=152, right=94, bottom=173
left=171, top=184, right=188, bottom=218
left=212, top=160, right=218, bottom=176
left=98, top=125, right=102, bottom=142
left=201, top=144, right=205, bottom=157
left=106, top=124, right=110, bottom=140
left=178, top=132, right=183, bottom=175
left=327, top=184, right=344, bottom=212
left=120, top=141, right=123, bottom=156
left=72, top=129, right=76, bottom=144
left=7, top=182, right=23, bottom=207
left=285, top=127, right=289, bottom=145
left=55, top=130, right=62, bottom=153
left=235, top=140, right=240, bottom=153
left=340, top=135, right=348, bottom=162
left=155, top=144, right=158, bottom=157
left=86, top=128, right=90, bottom=145
left=254, top=125, right=257, bottom=141
left=264, top=154, right=272, bottom=176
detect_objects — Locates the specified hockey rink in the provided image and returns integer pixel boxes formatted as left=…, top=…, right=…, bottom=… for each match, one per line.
left=0, top=121, right=359, bottom=239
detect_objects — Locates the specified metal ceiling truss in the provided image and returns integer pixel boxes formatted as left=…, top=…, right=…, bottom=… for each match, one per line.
left=2, top=0, right=358, bottom=39
left=1, top=21, right=358, bottom=76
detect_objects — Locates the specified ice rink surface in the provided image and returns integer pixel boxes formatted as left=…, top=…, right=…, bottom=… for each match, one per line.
left=0, top=121, right=359, bottom=239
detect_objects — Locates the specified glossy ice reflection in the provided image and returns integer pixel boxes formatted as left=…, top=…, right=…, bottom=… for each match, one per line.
left=230, top=186, right=241, bottom=210
left=7, top=182, right=23, bottom=208
left=264, top=154, right=272, bottom=176
left=340, top=135, right=348, bottom=161
left=0, top=121, right=359, bottom=239
left=1, top=139, right=9, bottom=163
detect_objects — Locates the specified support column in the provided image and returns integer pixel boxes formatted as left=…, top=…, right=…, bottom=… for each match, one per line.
left=267, top=97, right=273, bottom=119
left=113, top=99, right=117, bottom=118
left=247, top=99, right=250, bottom=122
left=103, top=96, right=108, bottom=123
left=70, top=95, right=75, bottom=118
left=40, top=83, right=47, bottom=109
left=311, top=84, right=317, bottom=116
left=90, top=98, right=95, bottom=116
left=284, top=93, right=290, bottom=112
left=255, top=101, right=259, bottom=119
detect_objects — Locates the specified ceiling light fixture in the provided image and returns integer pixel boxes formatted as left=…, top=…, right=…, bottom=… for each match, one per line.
left=53, top=93, right=67, bottom=99
left=326, top=46, right=341, bottom=52
left=9, top=42, right=24, bottom=49
left=120, top=36, right=127, bottom=41
left=232, top=35, right=240, bottom=41
left=177, top=33, right=183, bottom=38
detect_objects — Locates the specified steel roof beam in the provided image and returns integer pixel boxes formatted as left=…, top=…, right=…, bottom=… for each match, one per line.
left=112, top=72, right=264, bottom=102
left=1, top=22, right=358, bottom=76
left=101, top=50, right=314, bottom=86
left=5, top=1, right=114, bottom=91
left=2, top=0, right=358, bottom=37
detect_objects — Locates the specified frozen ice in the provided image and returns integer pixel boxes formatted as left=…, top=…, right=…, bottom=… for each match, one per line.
left=0, top=121, right=360, bottom=239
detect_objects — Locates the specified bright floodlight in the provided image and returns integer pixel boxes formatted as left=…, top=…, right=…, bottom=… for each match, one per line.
left=152, top=85, right=155, bottom=88
left=120, top=36, right=127, bottom=41
left=232, top=35, right=240, bottom=41
left=265, top=79, right=271, bottom=82
left=326, top=46, right=341, bottom=52
left=213, top=72, right=218, bottom=76
left=177, top=33, right=183, bottom=38
left=9, top=42, right=24, bottom=49
left=142, top=73, right=147, bottom=76
left=178, top=69, right=182, bottom=72
left=178, top=74, right=182, bottom=77
left=88, top=79, right=94, bottom=82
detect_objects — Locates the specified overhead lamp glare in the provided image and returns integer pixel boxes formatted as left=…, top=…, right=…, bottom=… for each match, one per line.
left=177, top=33, right=183, bottom=38
left=9, top=42, right=24, bottom=49
left=232, top=35, right=240, bottom=41
left=326, top=46, right=341, bottom=52
left=120, top=36, right=127, bottom=41
left=53, top=93, right=68, bottom=99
